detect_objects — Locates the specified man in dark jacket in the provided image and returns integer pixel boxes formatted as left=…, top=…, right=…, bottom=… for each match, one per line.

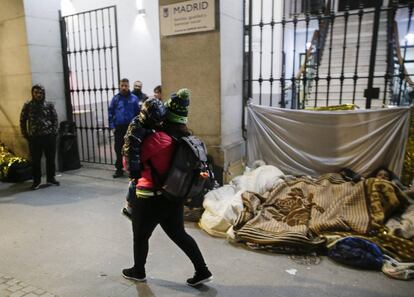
left=108, top=78, right=139, bottom=178
left=20, top=84, right=59, bottom=190
left=131, top=80, right=148, bottom=108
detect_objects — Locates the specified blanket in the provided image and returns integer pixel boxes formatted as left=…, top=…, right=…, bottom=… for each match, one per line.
left=233, top=174, right=414, bottom=261
left=199, top=165, right=285, bottom=237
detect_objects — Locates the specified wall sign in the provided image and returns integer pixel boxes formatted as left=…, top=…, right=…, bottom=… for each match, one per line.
left=160, top=0, right=215, bottom=36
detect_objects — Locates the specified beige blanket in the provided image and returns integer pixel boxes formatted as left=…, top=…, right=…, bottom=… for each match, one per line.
left=233, top=174, right=414, bottom=260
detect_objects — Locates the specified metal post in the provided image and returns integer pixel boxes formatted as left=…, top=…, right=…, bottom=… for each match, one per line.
left=248, top=0, right=253, bottom=101
left=59, top=11, right=73, bottom=122
left=365, top=2, right=381, bottom=109
left=280, top=2, right=286, bottom=108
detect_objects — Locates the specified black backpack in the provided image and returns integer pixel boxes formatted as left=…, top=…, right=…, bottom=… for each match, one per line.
left=150, top=135, right=211, bottom=200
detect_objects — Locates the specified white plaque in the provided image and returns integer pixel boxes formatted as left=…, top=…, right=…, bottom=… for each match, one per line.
left=160, top=0, right=215, bottom=36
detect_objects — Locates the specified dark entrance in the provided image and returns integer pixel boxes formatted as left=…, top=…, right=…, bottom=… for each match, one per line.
left=60, top=6, right=120, bottom=165
left=338, top=0, right=383, bottom=11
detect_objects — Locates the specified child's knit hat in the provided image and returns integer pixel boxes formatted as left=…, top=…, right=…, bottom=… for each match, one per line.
left=165, top=88, right=190, bottom=124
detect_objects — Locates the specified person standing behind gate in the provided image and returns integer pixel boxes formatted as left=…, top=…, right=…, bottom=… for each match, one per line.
left=20, top=84, right=59, bottom=190
left=108, top=78, right=139, bottom=178
left=153, top=85, right=162, bottom=101
left=131, top=80, right=148, bottom=108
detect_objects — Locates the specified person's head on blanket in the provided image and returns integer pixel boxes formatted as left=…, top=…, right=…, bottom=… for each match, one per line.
left=371, top=167, right=394, bottom=181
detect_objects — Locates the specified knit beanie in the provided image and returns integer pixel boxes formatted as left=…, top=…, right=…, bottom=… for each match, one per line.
left=165, top=88, right=190, bottom=124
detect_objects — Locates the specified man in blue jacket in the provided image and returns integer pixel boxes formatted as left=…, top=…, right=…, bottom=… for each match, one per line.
left=108, top=78, right=139, bottom=178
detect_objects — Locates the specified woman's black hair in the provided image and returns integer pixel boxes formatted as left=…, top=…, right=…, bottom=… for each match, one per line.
left=369, top=166, right=396, bottom=181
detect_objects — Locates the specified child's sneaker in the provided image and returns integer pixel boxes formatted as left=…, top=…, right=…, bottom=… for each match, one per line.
left=122, top=207, right=132, bottom=221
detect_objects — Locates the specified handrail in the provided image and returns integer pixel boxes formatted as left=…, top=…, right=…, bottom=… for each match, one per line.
left=285, top=0, right=332, bottom=91
left=393, top=21, right=414, bottom=86
left=295, top=30, right=319, bottom=80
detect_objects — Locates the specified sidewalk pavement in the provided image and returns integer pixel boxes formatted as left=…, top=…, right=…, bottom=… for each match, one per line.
left=0, top=167, right=412, bottom=297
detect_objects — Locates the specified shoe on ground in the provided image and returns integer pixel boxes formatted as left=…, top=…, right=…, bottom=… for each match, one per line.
left=122, top=267, right=146, bottom=282
left=113, top=171, right=124, bottom=178
left=47, top=178, right=60, bottom=186
left=30, top=182, right=41, bottom=190
left=186, top=269, right=213, bottom=287
left=122, top=207, right=132, bottom=221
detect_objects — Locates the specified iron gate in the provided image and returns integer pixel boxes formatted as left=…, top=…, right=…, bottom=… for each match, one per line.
left=60, top=6, right=120, bottom=165
left=243, top=0, right=414, bottom=111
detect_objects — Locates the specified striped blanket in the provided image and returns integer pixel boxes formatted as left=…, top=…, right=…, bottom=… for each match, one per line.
left=233, top=174, right=414, bottom=260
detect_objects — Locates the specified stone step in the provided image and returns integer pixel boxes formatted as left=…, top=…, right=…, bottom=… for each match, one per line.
left=309, top=79, right=382, bottom=86
left=316, top=70, right=388, bottom=77
left=318, top=56, right=387, bottom=64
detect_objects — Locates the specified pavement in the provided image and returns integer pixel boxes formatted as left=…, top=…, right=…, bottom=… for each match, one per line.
left=0, top=166, right=413, bottom=297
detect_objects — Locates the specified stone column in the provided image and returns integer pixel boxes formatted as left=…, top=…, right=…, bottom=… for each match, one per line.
left=159, top=0, right=245, bottom=183
left=0, top=0, right=65, bottom=157
left=0, top=0, right=33, bottom=156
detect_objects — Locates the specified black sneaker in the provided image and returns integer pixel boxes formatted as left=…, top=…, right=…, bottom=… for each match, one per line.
left=113, top=171, right=124, bottom=178
left=122, top=267, right=146, bottom=282
left=47, top=178, right=60, bottom=186
left=122, top=207, right=132, bottom=221
left=186, top=269, right=213, bottom=287
left=30, top=182, right=41, bottom=190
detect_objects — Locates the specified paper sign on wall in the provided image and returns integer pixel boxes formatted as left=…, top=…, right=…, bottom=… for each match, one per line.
left=160, top=0, right=215, bottom=36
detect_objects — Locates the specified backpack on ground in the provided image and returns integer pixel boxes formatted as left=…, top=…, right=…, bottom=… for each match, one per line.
left=328, top=237, right=383, bottom=270
left=150, top=135, right=212, bottom=201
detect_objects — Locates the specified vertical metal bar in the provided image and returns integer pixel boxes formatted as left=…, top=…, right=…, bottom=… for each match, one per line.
left=59, top=12, right=73, bottom=122
left=365, top=2, right=381, bottom=109
left=83, top=12, right=96, bottom=163
left=247, top=0, right=253, bottom=101
left=325, top=1, right=335, bottom=106
left=258, top=0, right=263, bottom=105
left=302, top=9, right=310, bottom=109
left=108, top=8, right=116, bottom=93
left=291, top=0, right=298, bottom=109
left=269, top=0, right=275, bottom=106
left=89, top=11, right=102, bottom=163
left=77, top=12, right=91, bottom=162
left=102, top=8, right=113, bottom=165
left=280, top=1, right=286, bottom=108
left=314, top=10, right=323, bottom=107
left=113, top=6, right=121, bottom=90
left=399, top=4, right=413, bottom=105
left=352, top=5, right=363, bottom=104
left=384, top=2, right=397, bottom=105
left=242, top=0, right=248, bottom=140
left=339, top=1, right=350, bottom=105
left=96, top=10, right=107, bottom=164
left=67, top=19, right=76, bottom=124
left=71, top=15, right=86, bottom=162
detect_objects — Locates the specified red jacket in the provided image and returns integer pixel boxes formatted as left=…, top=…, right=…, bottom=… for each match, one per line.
left=137, top=131, right=174, bottom=191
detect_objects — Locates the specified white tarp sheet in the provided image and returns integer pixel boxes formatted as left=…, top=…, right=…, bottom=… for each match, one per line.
left=247, top=104, right=412, bottom=177
left=200, top=165, right=285, bottom=237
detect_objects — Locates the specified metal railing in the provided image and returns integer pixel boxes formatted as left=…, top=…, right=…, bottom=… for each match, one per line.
left=390, top=18, right=414, bottom=105
left=60, top=6, right=120, bottom=165
left=243, top=0, right=414, bottom=111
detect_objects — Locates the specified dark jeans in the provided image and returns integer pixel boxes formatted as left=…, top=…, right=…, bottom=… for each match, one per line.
left=114, top=124, right=129, bottom=171
left=29, top=134, right=57, bottom=183
left=131, top=195, right=207, bottom=273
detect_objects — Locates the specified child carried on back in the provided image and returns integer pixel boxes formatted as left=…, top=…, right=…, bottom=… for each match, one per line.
left=122, top=98, right=167, bottom=219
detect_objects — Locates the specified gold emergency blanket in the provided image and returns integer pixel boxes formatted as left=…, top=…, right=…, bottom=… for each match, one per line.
left=233, top=174, right=414, bottom=260
left=0, top=143, right=27, bottom=181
